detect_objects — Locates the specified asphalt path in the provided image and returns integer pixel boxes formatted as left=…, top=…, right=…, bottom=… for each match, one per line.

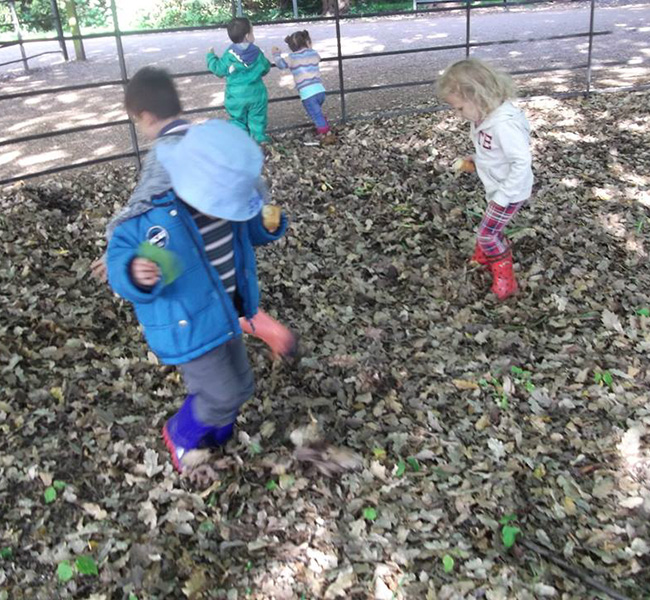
left=1, top=0, right=648, bottom=181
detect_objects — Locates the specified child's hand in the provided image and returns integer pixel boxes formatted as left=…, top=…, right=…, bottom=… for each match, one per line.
left=131, top=258, right=161, bottom=287
left=453, top=156, right=476, bottom=173
left=271, top=46, right=281, bottom=54
left=91, top=256, right=108, bottom=283
left=208, top=47, right=215, bottom=54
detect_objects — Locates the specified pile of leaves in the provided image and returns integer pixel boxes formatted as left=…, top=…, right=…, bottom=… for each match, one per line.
left=1, top=90, right=649, bottom=599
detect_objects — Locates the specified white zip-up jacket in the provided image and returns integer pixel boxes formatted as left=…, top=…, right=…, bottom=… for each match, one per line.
left=470, top=101, right=533, bottom=207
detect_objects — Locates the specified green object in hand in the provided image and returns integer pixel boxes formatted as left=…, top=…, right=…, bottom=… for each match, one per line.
left=137, top=242, right=182, bottom=285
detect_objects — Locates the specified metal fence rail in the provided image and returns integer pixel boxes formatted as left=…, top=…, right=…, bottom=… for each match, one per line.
left=0, top=0, right=640, bottom=186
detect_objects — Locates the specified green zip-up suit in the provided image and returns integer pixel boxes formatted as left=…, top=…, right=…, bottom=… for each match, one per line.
left=207, top=45, right=271, bottom=143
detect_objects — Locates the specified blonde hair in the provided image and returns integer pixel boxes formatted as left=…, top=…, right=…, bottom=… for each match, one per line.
left=436, top=59, right=516, bottom=119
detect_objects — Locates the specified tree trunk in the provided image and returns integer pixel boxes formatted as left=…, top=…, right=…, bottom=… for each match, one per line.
left=322, top=0, right=349, bottom=15
left=64, top=0, right=86, bottom=61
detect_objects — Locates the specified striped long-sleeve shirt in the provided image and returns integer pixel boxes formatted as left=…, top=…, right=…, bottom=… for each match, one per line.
left=185, top=205, right=237, bottom=300
left=272, top=48, right=325, bottom=100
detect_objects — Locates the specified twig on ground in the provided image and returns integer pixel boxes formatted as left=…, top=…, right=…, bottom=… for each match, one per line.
left=520, top=538, right=633, bottom=600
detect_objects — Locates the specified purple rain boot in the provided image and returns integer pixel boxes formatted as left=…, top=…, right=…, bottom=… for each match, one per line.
left=162, top=395, right=214, bottom=473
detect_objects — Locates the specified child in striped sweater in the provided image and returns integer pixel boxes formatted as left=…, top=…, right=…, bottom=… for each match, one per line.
left=272, top=31, right=332, bottom=138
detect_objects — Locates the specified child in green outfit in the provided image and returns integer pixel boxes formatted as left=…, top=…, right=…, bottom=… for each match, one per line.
left=207, top=18, right=271, bottom=143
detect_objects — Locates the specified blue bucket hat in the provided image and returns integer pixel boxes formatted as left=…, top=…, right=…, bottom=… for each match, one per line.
left=156, top=119, right=265, bottom=221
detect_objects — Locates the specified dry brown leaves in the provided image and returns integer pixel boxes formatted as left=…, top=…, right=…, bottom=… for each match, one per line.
left=0, top=91, right=649, bottom=599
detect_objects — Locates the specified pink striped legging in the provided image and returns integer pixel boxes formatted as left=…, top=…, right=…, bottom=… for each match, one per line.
left=477, top=200, right=525, bottom=258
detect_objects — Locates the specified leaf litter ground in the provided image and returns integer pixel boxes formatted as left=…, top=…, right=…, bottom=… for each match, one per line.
left=1, top=91, right=649, bottom=599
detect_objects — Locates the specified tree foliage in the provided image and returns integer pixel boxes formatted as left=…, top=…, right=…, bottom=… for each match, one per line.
left=0, top=0, right=404, bottom=33
left=137, top=0, right=230, bottom=28
left=0, top=0, right=110, bottom=33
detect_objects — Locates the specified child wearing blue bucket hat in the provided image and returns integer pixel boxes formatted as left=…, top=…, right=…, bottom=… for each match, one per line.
left=105, top=67, right=296, bottom=474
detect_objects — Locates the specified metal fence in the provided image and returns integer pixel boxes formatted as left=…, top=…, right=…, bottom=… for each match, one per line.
left=0, top=0, right=69, bottom=70
left=0, top=0, right=638, bottom=186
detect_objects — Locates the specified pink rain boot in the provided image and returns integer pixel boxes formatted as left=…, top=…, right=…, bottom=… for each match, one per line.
left=240, top=310, right=298, bottom=359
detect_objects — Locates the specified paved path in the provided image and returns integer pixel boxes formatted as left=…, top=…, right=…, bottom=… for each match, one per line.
left=1, top=0, right=648, bottom=181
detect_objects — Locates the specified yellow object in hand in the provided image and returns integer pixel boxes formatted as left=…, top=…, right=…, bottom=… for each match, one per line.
left=262, top=205, right=281, bottom=232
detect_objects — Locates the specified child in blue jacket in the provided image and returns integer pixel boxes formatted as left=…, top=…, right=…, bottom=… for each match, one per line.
left=106, top=67, right=289, bottom=474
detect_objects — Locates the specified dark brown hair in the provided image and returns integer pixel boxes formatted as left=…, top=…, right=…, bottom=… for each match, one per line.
left=227, top=17, right=252, bottom=43
left=125, top=67, right=182, bottom=119
left=285, top=30, right=311, bottom=52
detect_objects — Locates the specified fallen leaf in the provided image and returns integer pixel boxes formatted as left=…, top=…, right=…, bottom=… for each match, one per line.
left=453, top=379, right=479, bottom=390
left=82, top=502, right=108, bottom=520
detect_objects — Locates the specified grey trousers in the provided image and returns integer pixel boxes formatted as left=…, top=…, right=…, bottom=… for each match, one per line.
left=179, top=337, right=254, bottom=427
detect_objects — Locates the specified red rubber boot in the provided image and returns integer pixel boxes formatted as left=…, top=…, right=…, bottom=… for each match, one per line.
left=239, top=310, right=298, bottom=359
left=470, top=242, right=489, bottom=267
left=489, top=250, right=518, bottom=300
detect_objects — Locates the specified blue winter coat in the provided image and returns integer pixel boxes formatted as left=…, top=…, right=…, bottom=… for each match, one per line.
left=106, top=191, right=287, bottom=365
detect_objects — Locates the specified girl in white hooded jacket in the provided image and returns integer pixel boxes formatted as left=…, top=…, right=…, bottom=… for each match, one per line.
left=437, top=59, right=533, bottom=300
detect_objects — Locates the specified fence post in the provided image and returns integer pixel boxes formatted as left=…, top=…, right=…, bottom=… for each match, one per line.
left=50, top=0, right=69, bottom=61
left=292, top=0, right=298, bottom=19
left=586, top=0, right=596, bottom=94
left=465, top=0, right=471, bottom=58
left=8, top=0, right=29, bottom=72
left=110, top=0, right=141, bottom=169
left=236, top=0, right=243, bottom=17
left=334, top=0, right=346, bottom=123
